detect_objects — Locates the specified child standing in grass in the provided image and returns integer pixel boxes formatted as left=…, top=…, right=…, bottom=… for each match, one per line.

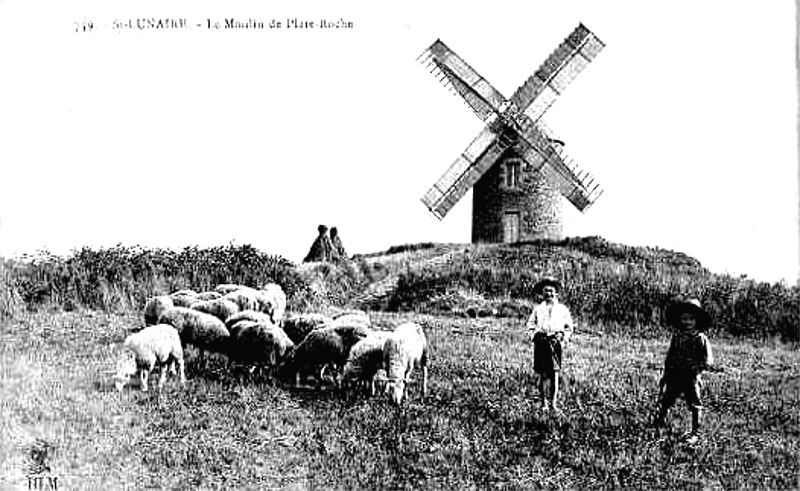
left=526, top=277, right=574, bottom=412
left=653, top=298, right=718, bottom=444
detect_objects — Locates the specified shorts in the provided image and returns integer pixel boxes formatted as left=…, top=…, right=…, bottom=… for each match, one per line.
left=660, top=372, right=704, bottom=410
left=533, top=332, right=562, bottom=375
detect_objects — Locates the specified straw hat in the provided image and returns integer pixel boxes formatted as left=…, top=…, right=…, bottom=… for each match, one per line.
left=665, top=298, right=711, bottom=331
left=533, top=277, right=561, bottom=295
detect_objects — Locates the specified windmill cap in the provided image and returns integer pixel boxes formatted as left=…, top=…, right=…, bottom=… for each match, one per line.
left=665, top=298, right=711, bottom=330
left=533, top=277, right=562, bottom=295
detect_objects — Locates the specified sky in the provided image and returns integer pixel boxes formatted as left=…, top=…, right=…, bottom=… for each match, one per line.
left=0, top=1, right=797, bottom=285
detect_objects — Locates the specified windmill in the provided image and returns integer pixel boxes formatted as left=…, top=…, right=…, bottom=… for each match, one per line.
left=419, top=24, right=605, bottom=243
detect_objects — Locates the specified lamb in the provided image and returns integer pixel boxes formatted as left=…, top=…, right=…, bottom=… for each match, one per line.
left=277, top=319, right=372, bottom=388
left=114, top=323, right=186, bottom=392
left=341, top=330, right=391, bottom=396
left=226, top=320, right=295, bottom=371
left=157, top=307, right=230, bottom=354
left=190, top=297, right=240, bottom=323
left=383, top=322, right=428, bottom=405
left=143, top=295, right=174, bottom=326
left=280, top=312, right=332, bottom=344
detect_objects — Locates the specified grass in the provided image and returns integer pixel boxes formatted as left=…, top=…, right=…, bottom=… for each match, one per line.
left=2, top=311, right=798, bottom=490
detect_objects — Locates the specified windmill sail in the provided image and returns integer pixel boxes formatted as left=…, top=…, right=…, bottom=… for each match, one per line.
left=419, top=40, right=507, bottom=123
left=510, top=23, right=605, bottom=123
left=515, top=121, right=603, bottom=211
left=421, top=125, right=511, bottom=219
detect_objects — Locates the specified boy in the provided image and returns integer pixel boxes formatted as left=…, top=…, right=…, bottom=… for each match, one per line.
left=526, top=277, right=574, bottom=412
left=653, top=298, right=718, bottom=444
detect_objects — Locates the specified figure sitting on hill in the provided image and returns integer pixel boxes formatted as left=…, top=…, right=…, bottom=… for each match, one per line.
left=330, top=226, right=348, bottom=262
left=303, top=225, right=334, bottom=263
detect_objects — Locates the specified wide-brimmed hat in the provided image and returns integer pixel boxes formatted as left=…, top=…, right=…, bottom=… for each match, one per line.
left=665, top=298, right=711, bottom=331
left=533, top=277, right=562, bottom=295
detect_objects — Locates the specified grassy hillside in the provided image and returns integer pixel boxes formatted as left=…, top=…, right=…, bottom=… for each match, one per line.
left=1, top=311, right=797, bottom=489
left=2, top=237, right=798, bottom=341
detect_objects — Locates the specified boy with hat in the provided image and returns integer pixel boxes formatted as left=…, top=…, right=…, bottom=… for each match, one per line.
left=526, top=277, right=574, bottom=412
left=653, top=298, right=718, bottom=444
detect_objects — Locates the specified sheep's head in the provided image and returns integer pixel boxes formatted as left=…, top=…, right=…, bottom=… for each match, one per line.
left=113, top=355, right=137, bottom=392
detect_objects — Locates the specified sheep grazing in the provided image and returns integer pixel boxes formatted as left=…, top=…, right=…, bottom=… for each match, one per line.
left=383, top=322, right=428, bottom=405
left=341, top=330, right=391, bottom=396
left=196, top=291, right=222, bottom=301
left=225, top=310, right=275, bottom=331
left=143, top=295, right=174, bottom=326
left=170, top=290, right=199, bottom=308
left=226, top=320, right=295, bottom=370
left=259, top=283, right=287, bottom=324
left=215, top=284, right=248, bottom=295
left=114, top=323, right=186, bottom=392
left=223, top=288, right=261, bottom=313
left=190, top=298, right=240, bottom=323
left=157, top=307, right=230, bottom=354
left=281, top=313, right=332, bottom=345
left=277, top=321, right=371, bottom=388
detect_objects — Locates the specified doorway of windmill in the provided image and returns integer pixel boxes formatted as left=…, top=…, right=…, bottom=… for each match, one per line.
left=502, top=212, right=520, bottom=243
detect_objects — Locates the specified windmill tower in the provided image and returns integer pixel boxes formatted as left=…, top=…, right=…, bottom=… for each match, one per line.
left=419, top=24, right=605, bottom=243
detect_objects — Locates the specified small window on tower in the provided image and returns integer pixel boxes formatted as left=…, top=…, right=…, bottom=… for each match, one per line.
left=505, top=160, right=521, bottom=188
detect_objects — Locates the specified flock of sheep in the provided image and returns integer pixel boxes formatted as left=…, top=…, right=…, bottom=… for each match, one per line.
left=113, top=283, right=428, bottom=405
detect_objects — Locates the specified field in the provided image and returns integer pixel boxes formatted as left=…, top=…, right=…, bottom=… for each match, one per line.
left=2, top=309, right=798, bottom=490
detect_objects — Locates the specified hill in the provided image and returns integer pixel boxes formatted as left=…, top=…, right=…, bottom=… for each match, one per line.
left=1, top=237, right=797, bottom=341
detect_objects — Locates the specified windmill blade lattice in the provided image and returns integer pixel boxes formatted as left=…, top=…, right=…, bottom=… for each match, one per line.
left=510, top=23, right=605, bottom=123
left=421, top=125, right=512, bottom=219
left=419, top=40, right=507, bottom=123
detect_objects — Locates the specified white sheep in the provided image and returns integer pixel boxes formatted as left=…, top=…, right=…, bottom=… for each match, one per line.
left=341, top=330, right=391, bottom=396
left=143, top=295, right=174, bottom=326
left=259, top=283, right=287, bottom=324
left=157, top=307, right=230, bottom=354
left=190, top=297, right=240, bottom=323
left=223, top=288, right=261, bottom=313
left=215, top=284, right=248, bottom=295
left=169, top=290, right=199, bottom=308
left=114, top=323, right=186, bottom=392
left=383, top=322, right=428, bottom=405
left=196, top=291, right=222, bottom=301
left=225, top=310, right=275, bottom=331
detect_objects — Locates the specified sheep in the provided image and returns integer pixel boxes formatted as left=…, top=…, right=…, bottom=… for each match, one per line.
left=226, top=320, right=295, bottom=373
left=277, top=320, right=372, bottom=388
left=215, top=284, right=248, bottom=295
left=383, top=322, right=428, bottom=405
left=281, top=312, right=332, bottom=344
left=223, top=288, right=261, bottom=313
left=114, top=323, right=186, bottom=392
left=259, top=283, right=287, bottom=324
left=225, top=310, right=275, bottom=331
left=196, top=291, right=222, bottom=301
left=143, top=295, right=174, bottom=326
left=157, top=307, right=230, bottom=354
left=170, top=290, right=199, bottom=308
left=341, top=330, right=391, bottom=396
left=190, top=297, right=240, bottom=323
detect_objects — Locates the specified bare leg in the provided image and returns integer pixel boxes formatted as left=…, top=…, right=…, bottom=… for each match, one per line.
left=421, top=365, right=428, bottom=399
left=540, top=376, right=550, bottom=409
left=139, top=370, right=149, bottom=392
left=551, top=372, right=560, bottom=410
